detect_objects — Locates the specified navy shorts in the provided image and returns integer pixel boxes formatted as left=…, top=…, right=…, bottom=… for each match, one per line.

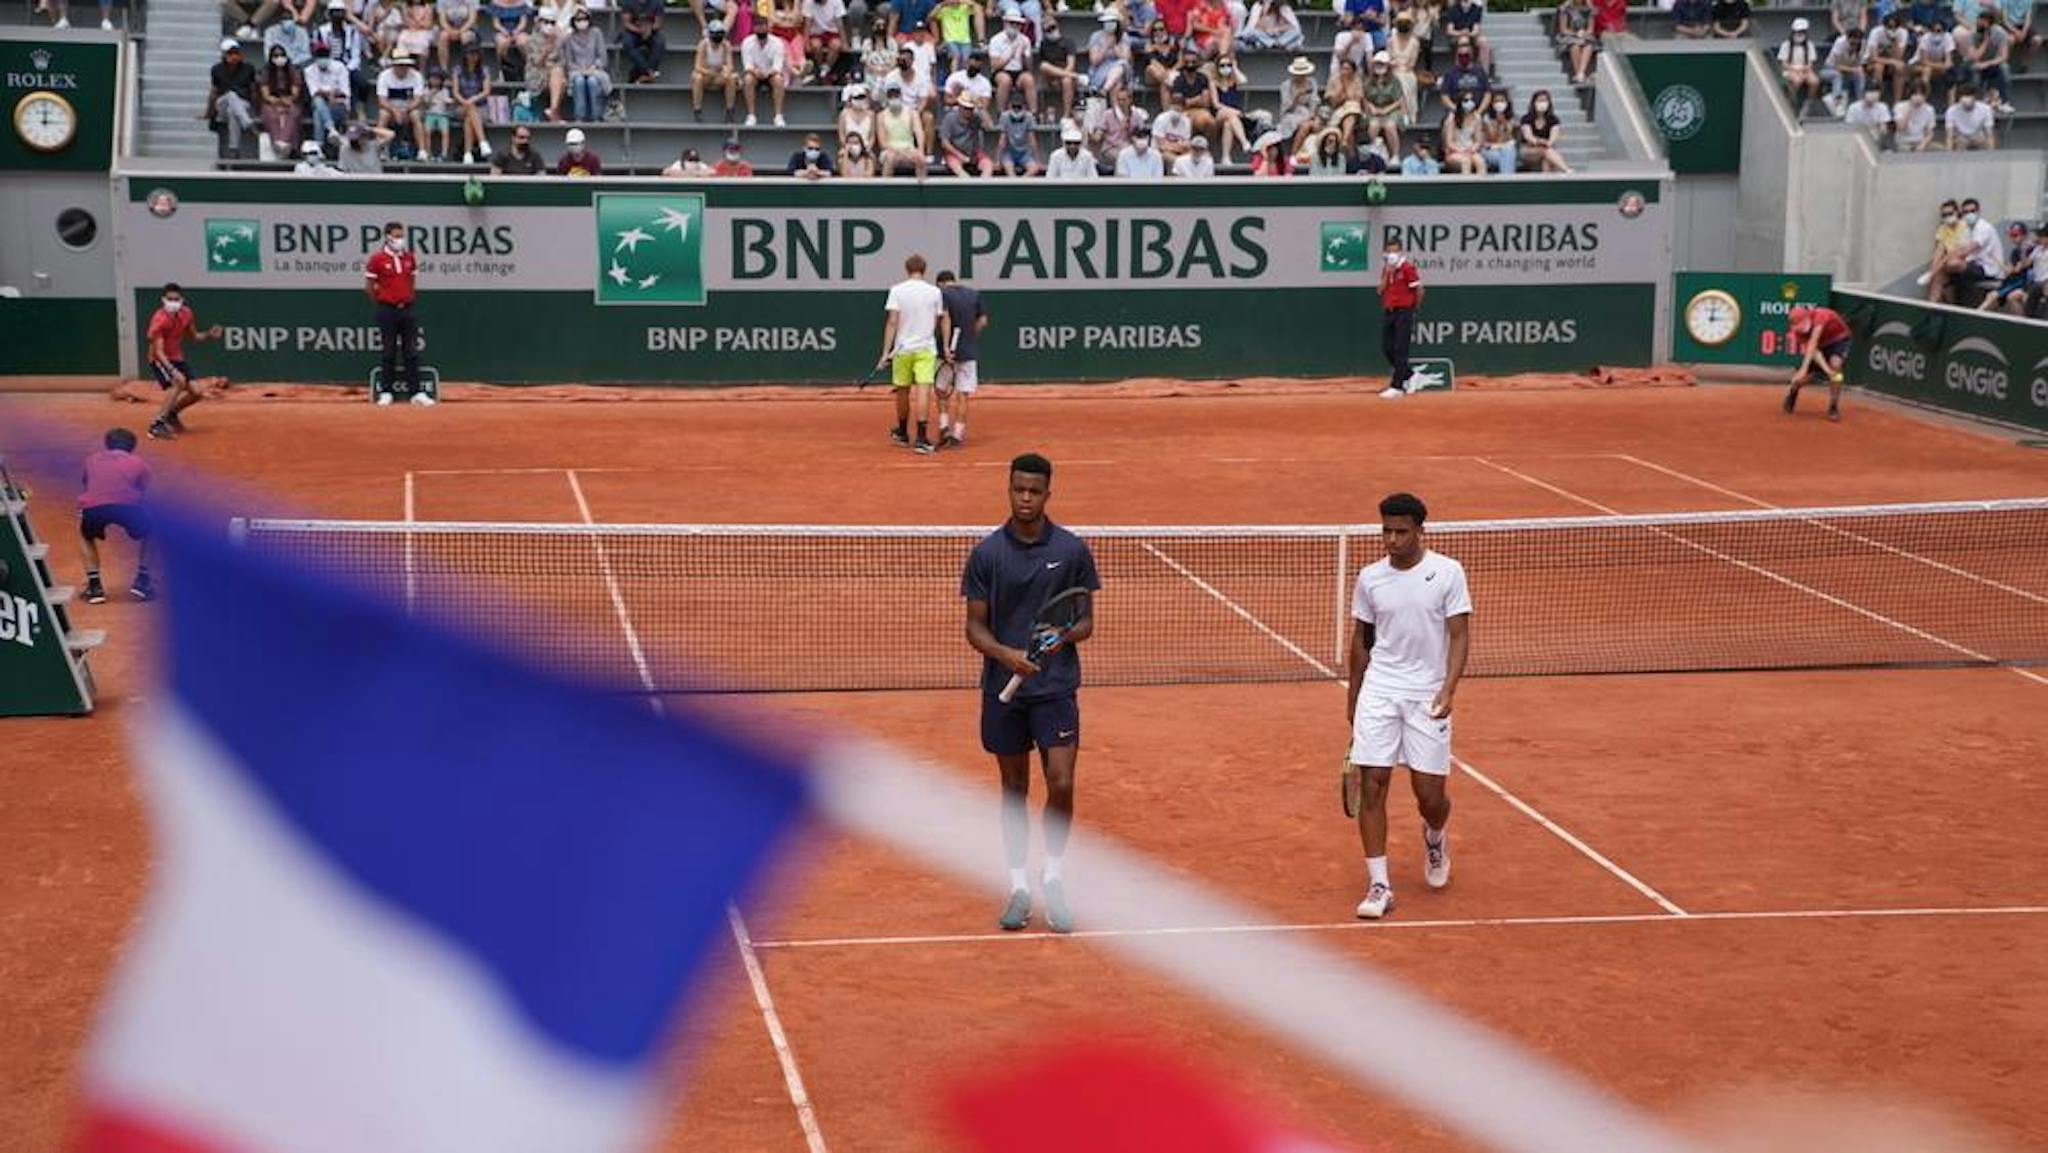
left=981, top=691, right=1080, bottom=756
left=82, top=503, right=151, bottom=542
left=1820, top=338, right=1851, bottom=363
left=150, top=359, right=193, bottom=389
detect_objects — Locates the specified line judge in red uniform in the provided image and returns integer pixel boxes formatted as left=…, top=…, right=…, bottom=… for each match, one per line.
left=1377, top=234, right=1425, bottom=399
left=1785, top=303, right=1852, bottom=422
left=365, top=220, right=433, bottom=407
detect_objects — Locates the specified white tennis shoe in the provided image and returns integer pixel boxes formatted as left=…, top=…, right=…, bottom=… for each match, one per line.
left=1355, top=882, right=1394, bottom=920
left=1378, top=383, right=1410, bottom=399
left=1424, top=824, right=1451, bottom=889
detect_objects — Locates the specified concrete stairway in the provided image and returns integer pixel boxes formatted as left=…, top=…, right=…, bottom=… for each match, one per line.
left=137, top=0, right=226, bottom=158
left=1486, top=10, right=1611, bottom=170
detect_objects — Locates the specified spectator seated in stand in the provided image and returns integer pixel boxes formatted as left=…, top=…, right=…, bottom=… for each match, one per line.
left=995, top=94, right=1043, bottom=175
left=1671, top=0, right=1713, bottom=40
left=560, top=7, right=615, bottom=122
left=1943, top=83, right=1997, bottom=148
left=1981, top=222, right=2037, bottom=315
left=1046, top=123, right=1100, bottom=179
left=940, top=94, right=996, bottom=177
left=1892, top=83, right=1937, bottom=150
left=1710, top=0, right=1750, bottom=39
left=714, top=136, right=754, bottom=175
left=207, top=40, right=261, bottom=159
left=1778, top=18, right=1823, bottom=118
left=1400, top=137, right=1439, bottom=174
left=1843, top=85, right=1893, bottom=143
left=1820, top=27, right=1865, bottom=116
left=1172, top=133, right=1215, bottom=177
left=787, top=131, right=837, bottom=178
left=664, top=146, right=715, bottom=175
left=1554, top=0, right=1599, bottom=83
left=490, top=122, right=545, bottom=171
left=375, top=49, right=428, bottom=156
left=617, top=0, right=666, bottom=81
left=553, top=124, right=602, bottom=173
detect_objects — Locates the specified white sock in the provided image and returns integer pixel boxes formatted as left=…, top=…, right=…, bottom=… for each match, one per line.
left=939, top=412, right=952, bottom=430
left=1042, top=854, right=1063, bottom=884
left=1008, top=866, right=1028, bottom=894
left=1366, top=856, right=1389, bottom=887
left=953, top=421, right=966, bottom=439
left=1424, top=822, right=1446, bottom=847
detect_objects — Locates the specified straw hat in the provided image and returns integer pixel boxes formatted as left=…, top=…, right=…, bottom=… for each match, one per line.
left=1251, top=128, right=1285, bottom=152
left=1287, top=56, right=1314, bottom=76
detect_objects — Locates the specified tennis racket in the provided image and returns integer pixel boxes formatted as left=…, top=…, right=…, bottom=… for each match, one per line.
left=998, top=586, right=1090, bottom=704
left=1341, top=758, right=1361, bottom=819
left=935, top=328, right=961, bottom=400
left=857, top=362, right=888, bottom=390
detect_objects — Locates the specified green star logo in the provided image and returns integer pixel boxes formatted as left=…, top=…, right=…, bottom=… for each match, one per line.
left=593, top=193, right=706, bottom=306
left=204, top=218, right=262, bottom=273
left=1319, top=222, right=1370, bottom=273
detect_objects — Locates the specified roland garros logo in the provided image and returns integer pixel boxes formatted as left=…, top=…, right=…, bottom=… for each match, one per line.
left=1652, top=84, right=1707, bottom=142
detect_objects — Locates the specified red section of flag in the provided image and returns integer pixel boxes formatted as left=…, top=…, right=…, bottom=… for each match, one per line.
left=940, top=1037, right=1352, bottom=1153
left=73, top=1105, right=238, bottom=1153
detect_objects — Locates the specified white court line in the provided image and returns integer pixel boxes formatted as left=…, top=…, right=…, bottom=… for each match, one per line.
left=1472, top=457, right=2017, bottom=673
left=1135, top=539, right=1681, bottom=916
left=401, top=470, right=417, bottom=613
left=752, top=903, right=2048, bottom=950
left=565, top=470, right=828, bottom=1153
left=1455, top=757, right=1687, bottom=916
left=408, top=466, right=648, bottom=476
left=1137, top=540, right=1340, bottom=678
left=1614, top=454, right=2048, bottom=690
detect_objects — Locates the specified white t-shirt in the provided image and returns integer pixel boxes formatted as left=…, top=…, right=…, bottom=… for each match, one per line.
left=1045, top=145, right=1099, bottom=179
left=1172, top=150, right=1215, bottom=178
left=891, top=66, right=934, bottom=108
left=741, top=32, right=788, bottom=73
left=1352, top=549, right=1472, bottom=701
left=1844, top=96, right=1891, bottom=128
left=1965, top=216, right=2003, bottom=275
left=1945, top=100, right=1994, bottom=141
left=802, top=0, right=845, bottom=35
left=943, top=69, right=993, bottom=107
left=1777, top=36, right=1817, bottom=66
left=1113, top=142, right=1163, bottom=178
left=1892, top=98, right=1934, bottom=143
left=988, top=28, right=1032, bottom=72
left=884, top=277, right=946, bottom=353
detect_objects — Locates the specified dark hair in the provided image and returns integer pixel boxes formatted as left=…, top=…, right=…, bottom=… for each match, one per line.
left=162, top=282, right=183, bottom=294
left=384, top=219, right=405, bottom=234
left=936, top=270, right=958, bottom=284
left=1378, top=491, right=1428, bottom=525
left=905, top=253, right=928, bottom=274
left=1010, top=452, right=1053, bottom=481
left=1957, top=84, right=1978, bottom=98
left=105, top=427, right=139, bottom=452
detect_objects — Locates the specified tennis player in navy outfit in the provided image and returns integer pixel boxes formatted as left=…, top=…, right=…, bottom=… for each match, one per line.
left=962, top=453, right=1099, bottom=935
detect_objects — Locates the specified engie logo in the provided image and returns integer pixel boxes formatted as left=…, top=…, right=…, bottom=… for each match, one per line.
left=1941, top=336, right=2009, bottom=401
left=204, top=219, right=263, bottom=272
left=1319, top=222, right=1370, bottom=273
left=593, top=193, right=705, bottom=306
left=1865, top=320, right=1927, bottom=382
left=1652, top=84, right=1708, bottom=142
left=2033, top=355, right=2048, bottom=410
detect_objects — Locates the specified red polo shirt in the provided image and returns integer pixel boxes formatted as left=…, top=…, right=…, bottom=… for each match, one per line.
left=1380, top=258, right=1421, bottom=310
left=365, top=246, right=418, bottom=306
left=1791, top=306, right=1850, bottom=347
left=1156, top=0, right=1197, bottom=33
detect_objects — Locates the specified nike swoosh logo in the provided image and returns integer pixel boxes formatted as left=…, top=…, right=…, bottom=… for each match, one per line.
left=1057, top=730, right=1076, bottom=739
left=1425, top=572, right=1437, bottom=581
left=1046, top=561, right=1062, bottom=569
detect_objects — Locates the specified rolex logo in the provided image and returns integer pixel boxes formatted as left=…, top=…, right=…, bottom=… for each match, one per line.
left=29, top=48, right=53, bottom=71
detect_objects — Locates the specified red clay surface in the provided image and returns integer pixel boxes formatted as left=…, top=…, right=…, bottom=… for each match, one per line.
left=3, top=384, right=2046, bottom=1153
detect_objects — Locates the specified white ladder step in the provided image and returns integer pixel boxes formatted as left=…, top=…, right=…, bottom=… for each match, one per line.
left=66, top=629, right=108, bottom=654
left=26, top=543, right=49, bottom=562
left=46, top=585, right=75, bottom=606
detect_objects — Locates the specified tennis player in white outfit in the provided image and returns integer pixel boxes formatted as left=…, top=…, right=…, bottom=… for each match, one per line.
left=1344, top=491, right=1472, bottom=920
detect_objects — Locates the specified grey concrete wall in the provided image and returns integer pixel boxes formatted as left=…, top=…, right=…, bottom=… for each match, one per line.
left=1733, top=47, right=1795, bottom=273
left=0, top=176, right=117, bottom=299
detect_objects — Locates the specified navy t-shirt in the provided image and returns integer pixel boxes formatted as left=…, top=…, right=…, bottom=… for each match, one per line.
left=961, top=520, right=1101, bottom=700
left=940, top=283, right=986, bottom=361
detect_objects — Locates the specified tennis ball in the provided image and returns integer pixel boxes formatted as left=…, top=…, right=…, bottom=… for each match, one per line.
left=1830, top=373, right=1845, bottom=384
left=1364, top=179, right=1388, bottom=205
left=462, top=177, right=485, bottom=206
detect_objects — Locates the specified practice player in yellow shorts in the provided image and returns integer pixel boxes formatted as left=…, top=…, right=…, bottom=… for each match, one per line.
left=875, top=253, right=952, bottom=455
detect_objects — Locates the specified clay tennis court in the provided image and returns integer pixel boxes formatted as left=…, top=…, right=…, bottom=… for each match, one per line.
left=5, top=383, right=2047, bottom=1151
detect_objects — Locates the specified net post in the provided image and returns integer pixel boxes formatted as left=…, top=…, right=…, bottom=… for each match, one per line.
left=226, top=517, right=248, bottom=545
left=1333, top=529, right=1349, bottom=672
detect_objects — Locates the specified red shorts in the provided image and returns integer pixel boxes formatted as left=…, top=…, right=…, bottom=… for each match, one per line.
left=771, top=24, right=802, bottom=41
left=809, top=30, right=840, bottom=45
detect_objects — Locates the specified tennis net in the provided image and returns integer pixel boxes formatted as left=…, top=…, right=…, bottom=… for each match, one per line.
left=238, top=498, right=2048, bottom=694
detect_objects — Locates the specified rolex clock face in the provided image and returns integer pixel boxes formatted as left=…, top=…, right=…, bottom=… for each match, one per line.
left=1683, top=289, right=1741, bottom=347
left=14, top=92, right=78, bottom=153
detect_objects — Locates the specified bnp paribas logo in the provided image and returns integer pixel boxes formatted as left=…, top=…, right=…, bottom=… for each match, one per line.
left=594, top=193, right=705, bottom=306
left=204, top=218, right=262, bottom=272
left=1318, top=222, right=1371, bottom=273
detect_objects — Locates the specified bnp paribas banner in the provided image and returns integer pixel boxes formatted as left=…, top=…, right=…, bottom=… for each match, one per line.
left=118, top=176, right=1673, bottom=384
left=1837, top=289, right=2048, bottom=432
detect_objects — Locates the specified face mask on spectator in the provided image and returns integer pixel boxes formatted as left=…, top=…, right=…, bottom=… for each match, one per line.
left=1960, top=95, right=1976, bottom=108
left=271, top=51, right=288, bottom=65
left=1384, top=249, right=1406, bottom=267
left=1533, top=97, right=1550, bottom=112
left=1459, top=97, right=1475, bottom=111
left=805, top=146, right=821, bottom=159
left=1910, top=92, right=1926, bottom=105
left=573, top=15, right=588, bottom=27
left=1861, top=90, right=1879, bottom=104
left=385, top=233, right=407, bottom=252
left=886, top=93, right=903, bottom=108
left=568, top=142, right=586, bottom=156
left=1491, top=98, right=1507, bottom=114
left=848, top=139, right=865, bottom=154
left=162, top=296, right=185, bottom=313
left=1964, top=208, right=1980, bottom=223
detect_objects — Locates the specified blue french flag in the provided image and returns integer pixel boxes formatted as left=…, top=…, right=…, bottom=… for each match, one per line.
left=76, top=512, right=809, bottom=1153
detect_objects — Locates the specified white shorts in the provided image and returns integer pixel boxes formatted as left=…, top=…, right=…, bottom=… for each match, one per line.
left=947, top=359, right=979, bottom=394
left=1349, top=693, right=1452, bottom=776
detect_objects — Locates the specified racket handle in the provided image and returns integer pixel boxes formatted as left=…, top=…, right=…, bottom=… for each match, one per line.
left=998, top=672, right=1025, bottom=704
